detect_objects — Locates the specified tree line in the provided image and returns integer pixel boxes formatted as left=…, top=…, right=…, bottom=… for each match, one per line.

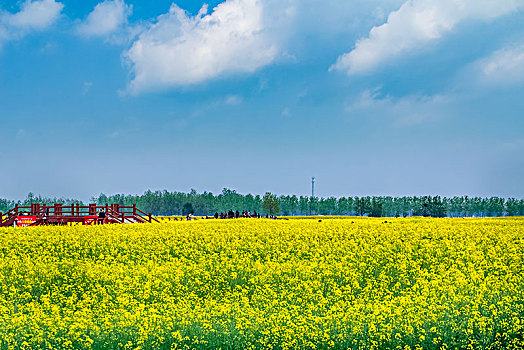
left=1, top=190, right=523, bottom=218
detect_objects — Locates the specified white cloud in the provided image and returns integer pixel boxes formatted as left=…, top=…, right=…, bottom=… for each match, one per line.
left=347, top=87, right=452, bottom=126
left=82, top=81, right=93, bottom=95
left=5, top=0, right=63, bottom=30
left=76, top=0, right=132, bottom=37
left=453, top=41, right=524, bottom=90
left=124, top=0, right=292, bottom=94
left=281, top=107, right=291, bottom=118
left=0, top=0, right=63, bottom=46
left=108, top=130, right=120, bottom=138
left=331, top=0, right=524, bottom=75
left=476, top=44, right=524, bottom=85
left=225, top=95, right=243, bottom=105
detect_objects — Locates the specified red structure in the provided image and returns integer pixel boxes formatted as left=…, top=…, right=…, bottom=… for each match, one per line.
left=0, top=203, right=159, bottom=227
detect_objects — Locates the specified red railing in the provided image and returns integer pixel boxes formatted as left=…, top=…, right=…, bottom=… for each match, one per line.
left=0, top=203, right=159, bottom=227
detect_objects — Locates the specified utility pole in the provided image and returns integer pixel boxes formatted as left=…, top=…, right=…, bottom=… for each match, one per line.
left=311, top=177, right=315, bottom=198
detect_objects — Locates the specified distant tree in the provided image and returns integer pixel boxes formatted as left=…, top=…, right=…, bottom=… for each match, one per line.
left=253, top=195, right=263, bottom=213
left=299, top=196, right=309, bottom=215
left=319, top=197, right=337, bottom=215
left=94, top=193, right=109, bottom=206
left=309, top=196, right=319, bottom=215
left=505, top=198, right=519, bottom=216
left=278, top=195, right=292, bottom=216
left=354, top=197, right=369, bottom=216
left=486, top=197, right=503, bottom=217
left=0, top=198, right=17, bottom=212
left=382, top=196, right=394, bottom=217
left=183, top=202, right=194, bottom=215
left=2, top=190, right=522, bottom=218
left=369, top=197, right=383, bottom=217
left=471, top=197, right=483, bottom=217
left=262, top=192, right=280, bottom=216
left=27, top=192, right=35, bottom=203
left=288, top=195, right=299, bottom=215
left=278, top=195, right=299, bottom=216
left=429, top=196, right=447, bottom=218
left=336, top=197, right=349, bottom=215
left=449, top=196, right=464, bottom=217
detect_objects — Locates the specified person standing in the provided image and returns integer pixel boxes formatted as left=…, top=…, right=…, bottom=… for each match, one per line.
left=98, top=209, right=105, bottom=224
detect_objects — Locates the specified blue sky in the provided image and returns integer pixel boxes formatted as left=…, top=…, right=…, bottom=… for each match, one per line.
left=0, top=0, right=523, bottom=201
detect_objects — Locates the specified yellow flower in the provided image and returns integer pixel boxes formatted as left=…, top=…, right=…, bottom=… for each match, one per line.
left=0, top=216, right=522, bottom=348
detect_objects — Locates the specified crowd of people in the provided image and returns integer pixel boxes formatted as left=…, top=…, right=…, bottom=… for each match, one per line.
left=185, top=210, right=277, bottom=221
left=215, top=210, right=263, bottom=219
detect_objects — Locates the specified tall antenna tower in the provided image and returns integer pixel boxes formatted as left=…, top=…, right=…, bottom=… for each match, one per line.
left=311, top=177, right=315, bottom=198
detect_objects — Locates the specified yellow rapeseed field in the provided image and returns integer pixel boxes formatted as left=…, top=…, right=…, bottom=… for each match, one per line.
left=0, top=217, right=523, bottom=349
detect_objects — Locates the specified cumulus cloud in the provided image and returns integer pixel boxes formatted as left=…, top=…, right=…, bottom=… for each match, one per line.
left=331, top=0, right=524, bottom=75
left=76, top=0, right=132, bottom=37
left=4, top=0, right=63, bottom=30
left=0, top=0, right=63, bottom=46
left=124, top=0, right=292, bottom=94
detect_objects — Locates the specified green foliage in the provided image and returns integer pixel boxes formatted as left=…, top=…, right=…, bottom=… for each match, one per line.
left=261, top=192, right=281, bottom=216
left=1, top=191, right=523, bottom=218
left=0, top=193, right=82, bottom=213
left=183, top=202, right=194, bottom=215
